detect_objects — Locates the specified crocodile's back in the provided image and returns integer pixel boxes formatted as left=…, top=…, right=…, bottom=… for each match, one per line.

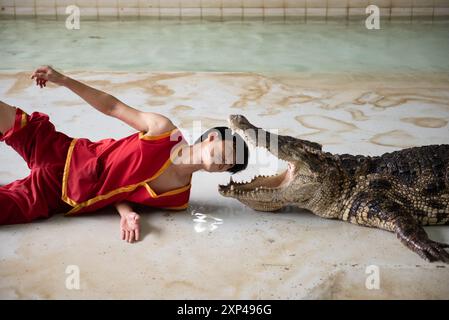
left=371, top=144, right=449, bottom=186
left=333, top=145, right=449, bottom=226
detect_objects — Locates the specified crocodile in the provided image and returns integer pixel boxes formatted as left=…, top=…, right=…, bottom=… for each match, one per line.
left=219, top=115, right=449, bottom=263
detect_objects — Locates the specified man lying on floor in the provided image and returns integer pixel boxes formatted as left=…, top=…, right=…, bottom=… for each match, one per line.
left=0, top=66, right=249, bottom=242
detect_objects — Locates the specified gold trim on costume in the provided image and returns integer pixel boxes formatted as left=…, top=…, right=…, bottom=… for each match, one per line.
left=20, top=111, right=27, bottom=129
left=143, top=142, right=192, bottom=198
left=159, top=203, right=189, bottom=210
left=63, top=157, right=173, bottom=215
left=61, top=138, right=78, bottom=207
left=144, top=182, right=191, bottom=198
left=139, top=128, right=179, bottom=140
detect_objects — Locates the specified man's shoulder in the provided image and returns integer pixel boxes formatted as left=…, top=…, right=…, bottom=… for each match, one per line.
left=141, top=113, right=177, bottom=138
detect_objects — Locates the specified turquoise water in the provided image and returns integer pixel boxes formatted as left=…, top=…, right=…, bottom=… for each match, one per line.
left=1, top=19, right=449, bottom=72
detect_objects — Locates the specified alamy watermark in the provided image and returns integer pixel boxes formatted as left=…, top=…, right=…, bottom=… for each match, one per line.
left=65, top=265, right=80, bottom=290
left=365, top=5, right=381, bottom=30
left=63, top=4, right=380, bottom=30
left=168, top=123, right=281, bottom=174
left=365, top=265, right=380, bottom=290
left=65, top=5, right=80, bottom=30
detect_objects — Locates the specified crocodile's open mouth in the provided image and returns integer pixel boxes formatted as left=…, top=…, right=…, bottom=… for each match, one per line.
left=218, top=114, right=295, bottom=199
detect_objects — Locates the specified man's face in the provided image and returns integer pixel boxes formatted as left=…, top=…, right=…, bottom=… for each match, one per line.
left=201, top=133, right=235, bottom=172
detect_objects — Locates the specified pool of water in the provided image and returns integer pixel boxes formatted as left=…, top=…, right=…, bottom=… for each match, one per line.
left=1, top=19, right=449, bottom=73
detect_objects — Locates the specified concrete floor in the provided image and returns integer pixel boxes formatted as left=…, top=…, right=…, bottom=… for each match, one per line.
left=1, top=71, right=448, bottom=299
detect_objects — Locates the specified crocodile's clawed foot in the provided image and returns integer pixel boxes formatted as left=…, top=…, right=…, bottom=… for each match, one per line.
left=394, top=216, right=449, bottom=263
left=410, top=238, right=449, bottom=263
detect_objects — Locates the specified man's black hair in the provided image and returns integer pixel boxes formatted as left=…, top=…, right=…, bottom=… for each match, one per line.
left=194, top=126, right=249, bottom=174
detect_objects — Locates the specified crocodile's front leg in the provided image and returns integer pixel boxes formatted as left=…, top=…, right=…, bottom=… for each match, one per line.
left=343, top=190, right=449, bottom=263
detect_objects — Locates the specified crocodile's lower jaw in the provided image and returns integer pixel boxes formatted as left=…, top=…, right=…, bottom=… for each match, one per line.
left=218, top=167, right=292, bottom=200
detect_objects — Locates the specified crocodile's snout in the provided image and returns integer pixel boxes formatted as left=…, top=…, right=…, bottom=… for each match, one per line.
left=228, top=114, right=250, bottom=130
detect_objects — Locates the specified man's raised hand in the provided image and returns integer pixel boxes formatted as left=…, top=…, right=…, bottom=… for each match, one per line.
left=31, top=65, right=65, bottom=88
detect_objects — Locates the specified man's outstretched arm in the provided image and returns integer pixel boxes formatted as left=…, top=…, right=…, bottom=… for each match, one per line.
left=31, top=66, right=175, bottom=135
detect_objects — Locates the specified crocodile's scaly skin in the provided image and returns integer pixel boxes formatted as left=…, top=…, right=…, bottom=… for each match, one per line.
left=219, top=115, right=449, bottom=263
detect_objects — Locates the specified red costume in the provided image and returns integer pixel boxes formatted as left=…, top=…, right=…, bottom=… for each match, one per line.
left=0, top=108, right=191, bottom=225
